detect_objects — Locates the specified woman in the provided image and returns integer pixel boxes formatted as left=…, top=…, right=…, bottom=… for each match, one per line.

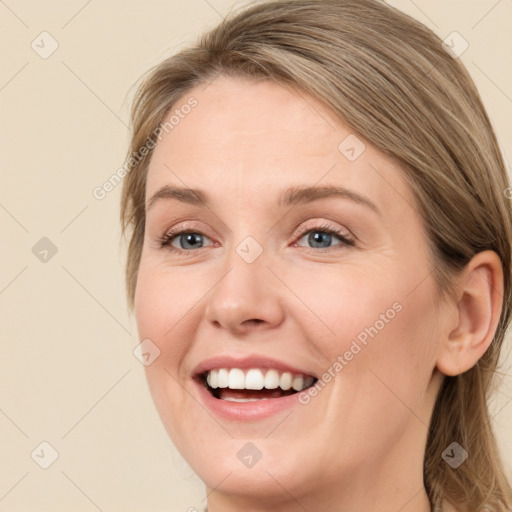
left=120, top=0, right=512, bottom=510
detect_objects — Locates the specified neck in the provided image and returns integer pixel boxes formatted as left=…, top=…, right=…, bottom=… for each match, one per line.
left=206, top=491, right=432, bottom=512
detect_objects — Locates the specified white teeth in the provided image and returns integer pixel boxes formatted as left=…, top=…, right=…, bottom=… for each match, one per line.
left=217, top=368, right=229, bottom=388
left=279, top=372, right=293, bottom=390
left=292, top=375, right=304, bottom=392
left=206, top=370, right=218, bottom=389
left=245, top=369, right=265, bottom=390
left=264, top=369, right=280, bottom=389
left=228, top=368, right=246, bottom=389
left=205, top=367, right=315, bottom=392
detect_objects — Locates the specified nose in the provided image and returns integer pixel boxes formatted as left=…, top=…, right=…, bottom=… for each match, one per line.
left=203, top=246, right=285, bottom=336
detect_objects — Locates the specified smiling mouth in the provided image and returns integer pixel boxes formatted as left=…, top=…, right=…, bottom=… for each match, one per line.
left=199, top=368, right=318, bottom=402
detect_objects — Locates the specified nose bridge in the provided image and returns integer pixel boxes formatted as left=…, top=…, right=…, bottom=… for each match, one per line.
left=204, top=231, right=284, bottom=331
left=215, top=232, right=270, bottom=306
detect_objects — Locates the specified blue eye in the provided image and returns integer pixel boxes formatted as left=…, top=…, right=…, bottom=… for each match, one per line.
left=175, top=232, right=205, bottom=250
left=296, top=225, right=355, bottom=251
left=301, top=230, right=338, bottom=249
left=157, top=231, right=212, bottom=252
left=156, top=223, right=355, bottom=255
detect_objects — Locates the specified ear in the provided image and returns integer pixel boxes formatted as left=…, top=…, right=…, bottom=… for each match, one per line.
left=436, top=250, right=504, bottom=376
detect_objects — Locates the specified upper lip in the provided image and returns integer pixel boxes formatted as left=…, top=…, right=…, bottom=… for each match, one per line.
left=192, top=354, right=317, bottom=378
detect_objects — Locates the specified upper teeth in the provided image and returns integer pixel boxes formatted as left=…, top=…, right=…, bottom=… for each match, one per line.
left=205, top=368, right=314, bottom=392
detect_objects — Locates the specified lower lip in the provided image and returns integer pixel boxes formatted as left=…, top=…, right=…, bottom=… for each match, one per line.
left=193, top=378, right=306, bottom=421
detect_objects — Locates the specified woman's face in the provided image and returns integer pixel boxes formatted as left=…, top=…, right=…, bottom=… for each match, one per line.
left=135, top=76, right=448, bottom=508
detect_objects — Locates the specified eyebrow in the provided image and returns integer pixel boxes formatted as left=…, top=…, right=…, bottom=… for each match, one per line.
left=146, top=184, right=380, bottom=215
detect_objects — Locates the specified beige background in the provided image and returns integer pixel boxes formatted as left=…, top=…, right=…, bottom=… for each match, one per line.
left=1, top=0, right=511, bottom=510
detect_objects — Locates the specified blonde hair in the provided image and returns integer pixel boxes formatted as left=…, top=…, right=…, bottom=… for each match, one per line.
left=120, top=0, right=512, bottom=509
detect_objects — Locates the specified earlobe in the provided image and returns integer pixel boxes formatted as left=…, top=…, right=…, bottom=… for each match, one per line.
left=435, top=250, right=504, bottom=377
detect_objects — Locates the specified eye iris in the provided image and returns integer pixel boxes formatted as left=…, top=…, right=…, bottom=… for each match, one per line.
left=180, top=233, right=203, bottom=249
left=308, top=231, right=332, bottom=248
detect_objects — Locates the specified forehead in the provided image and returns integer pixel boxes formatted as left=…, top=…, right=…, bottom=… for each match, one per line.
left=145, top=75, right=417, bottom=217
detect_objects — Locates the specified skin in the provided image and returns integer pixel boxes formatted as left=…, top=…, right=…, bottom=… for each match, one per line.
left=134, top=75, right=503, bottom=512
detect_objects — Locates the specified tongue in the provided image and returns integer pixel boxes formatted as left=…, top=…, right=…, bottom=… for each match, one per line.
left=218, top=388, right=296, bottom=400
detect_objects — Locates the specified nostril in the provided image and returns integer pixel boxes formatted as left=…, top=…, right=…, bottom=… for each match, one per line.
left=245, top=319, right=264, bottom=326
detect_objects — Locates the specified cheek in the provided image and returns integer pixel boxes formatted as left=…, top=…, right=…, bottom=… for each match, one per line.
left=299, top=258, right=437, bottom=390
left=134, top=261, right=204, bottom=364
left=286, top=262, right=402, bottom=357
left=309, top=274, right=438, bottom=460
left=331, top=269, right=439, bottom=428
left=134, top=266, right=197, bottom=441
left=134, top=266, right=193, bottom=413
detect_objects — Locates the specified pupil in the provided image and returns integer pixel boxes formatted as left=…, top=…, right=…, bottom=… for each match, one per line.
left=182, top=233, right=202, bottom=249
left=309, top=231, right=331, bottom=248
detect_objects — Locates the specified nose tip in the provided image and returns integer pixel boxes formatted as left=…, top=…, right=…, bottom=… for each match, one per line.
left=205, top=296, right=280, bottom=335
left=203, top=258, right=285, bottom=335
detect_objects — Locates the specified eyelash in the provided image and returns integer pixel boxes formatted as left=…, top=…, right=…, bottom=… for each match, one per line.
left=155, top=222, right=355, bottom=256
